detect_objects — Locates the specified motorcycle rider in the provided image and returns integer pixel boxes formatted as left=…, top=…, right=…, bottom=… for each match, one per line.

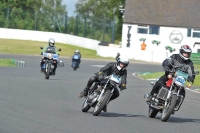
left=145, top=45, right=196, bottom=101
left=78, top=55, right=129, bottom=112
left=40, top=38, right=58, bottom=75
left=71, top=50, right=81, bottom=68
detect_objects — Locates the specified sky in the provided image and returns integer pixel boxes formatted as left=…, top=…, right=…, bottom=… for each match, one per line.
left=62, top=0, right=78, bottom=16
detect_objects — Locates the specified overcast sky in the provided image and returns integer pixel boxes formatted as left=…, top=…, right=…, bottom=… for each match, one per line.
left=62, top=0, right=78, bottom=16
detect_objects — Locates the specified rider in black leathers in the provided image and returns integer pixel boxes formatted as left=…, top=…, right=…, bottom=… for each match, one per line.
left=145, top=45, right=195, bottom=101
left=78, top=55, right=129, bottom=112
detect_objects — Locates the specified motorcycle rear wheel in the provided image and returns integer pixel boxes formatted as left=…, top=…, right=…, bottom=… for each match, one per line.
left=161, top=95, right=177, bottom=122
left=93, top=89, right=111, bottom=116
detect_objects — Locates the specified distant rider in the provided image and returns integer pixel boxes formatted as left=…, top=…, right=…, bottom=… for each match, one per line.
left=71, top=50, right=81, bottom=68
left=40, top=38, right=59, bottom=75
left=78, top=55, right=129, bottom=112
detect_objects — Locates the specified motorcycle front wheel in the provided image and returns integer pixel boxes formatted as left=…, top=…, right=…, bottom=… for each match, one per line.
left=45, top=63, right=51, bottom=79
left=161, top=95, right=177, bottom=122
left=93, top=89, right=111, bottom=116
left=82, top=97, right=91, bottom=112
left=148, top=107, right=159, bottom=118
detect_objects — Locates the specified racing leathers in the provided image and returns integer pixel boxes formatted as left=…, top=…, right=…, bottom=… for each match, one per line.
left=78, top=62, right=127, bottom=101
left=150, top=54, right=195, bottom=97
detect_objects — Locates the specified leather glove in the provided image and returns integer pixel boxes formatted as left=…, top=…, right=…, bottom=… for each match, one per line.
left=98, top=72, right=104, bottom=80
left=119, top=84, right=126, bottom=91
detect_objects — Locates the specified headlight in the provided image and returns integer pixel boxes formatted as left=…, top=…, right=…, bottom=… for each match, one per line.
left=48, top=53, right=53, bottom=59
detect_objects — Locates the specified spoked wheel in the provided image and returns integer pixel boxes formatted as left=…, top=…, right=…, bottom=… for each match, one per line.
left=161, top=95, right=177, bottom=122
left=82, top=97, right=91, bottom=112
left=93, top=89, right=111, bottom=116
left=45, top=64, right=50, bottom=79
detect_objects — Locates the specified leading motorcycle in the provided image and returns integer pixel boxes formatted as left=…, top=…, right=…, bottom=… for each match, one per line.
left=144, top=61, right=199, bottom=122
left=81, top=73, right=122, bottom=116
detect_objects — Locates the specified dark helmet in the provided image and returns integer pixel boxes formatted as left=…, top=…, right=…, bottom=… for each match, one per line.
left=48, top=38, right=55, bottom=47
left=179, top=45, right=192, bottom=60
left=116, top=55, right=129, bottom=71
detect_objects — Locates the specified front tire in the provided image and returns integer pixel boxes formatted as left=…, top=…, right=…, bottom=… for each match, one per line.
left=82, top=97, right=91, bottom=112
left=161, top=95, right=177, bottom=122
left=93, top=89, right=111, bottom=116
left=45, top=63, right=50, bottom=79
left=73, top=61, right=77, bottom=70
left=148, top=107, right=159, bottom=118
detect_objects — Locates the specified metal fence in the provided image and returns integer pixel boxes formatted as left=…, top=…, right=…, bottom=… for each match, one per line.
left=191, top=53, right=200, bottom=65
left=0, top=8, right=116, bottom=43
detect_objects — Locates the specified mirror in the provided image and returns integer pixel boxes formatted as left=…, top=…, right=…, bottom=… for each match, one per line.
left=150, top=82, right=155, bottom=85
left=40, top=46, right=43, bottom=49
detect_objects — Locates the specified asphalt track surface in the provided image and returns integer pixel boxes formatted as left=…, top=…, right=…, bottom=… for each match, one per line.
left=0, top=54, right=200, bottom=133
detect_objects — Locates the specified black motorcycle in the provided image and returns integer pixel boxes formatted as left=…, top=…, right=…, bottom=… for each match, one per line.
left=81, top=73, right=122, bottom=116
left=145, top=61, right=199, bottom=122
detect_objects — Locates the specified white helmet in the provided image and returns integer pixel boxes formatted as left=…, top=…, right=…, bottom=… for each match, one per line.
left=116, top=55, right=129, bottom=71
left=75, top=50, right=79, bottom=53
left=48, top=38, right=55, bottom=47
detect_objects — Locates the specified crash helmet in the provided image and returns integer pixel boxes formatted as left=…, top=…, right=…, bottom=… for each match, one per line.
left=48, top=38, right=55, bottom=47
left=116, top=55, right=129, bottom=71
left=179, top=45, right=192, bottom=60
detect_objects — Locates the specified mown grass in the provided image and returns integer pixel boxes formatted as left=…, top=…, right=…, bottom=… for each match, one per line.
left=0, top=38, right=113, bottom=60
left=0, top=59, right=15, bottom=67
left=139, top=65, right=200, bottom=86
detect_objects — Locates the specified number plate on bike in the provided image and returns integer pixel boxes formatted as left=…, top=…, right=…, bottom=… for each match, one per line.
left=175, top=76, right=185, bottom=85
left=110, top=75, right=121, bottom=83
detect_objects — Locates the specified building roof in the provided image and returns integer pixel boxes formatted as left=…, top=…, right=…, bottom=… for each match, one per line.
left=124, top=0, right=200, bottom=28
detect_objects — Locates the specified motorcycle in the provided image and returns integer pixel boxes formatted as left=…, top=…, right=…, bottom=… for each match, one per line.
left=40, top=46, right=61, bottom=79
left=81, top=73, right=122, bottom=116
left=71, top=54, right=81, bottom=71
left=145, top=61, right=199, bottom=122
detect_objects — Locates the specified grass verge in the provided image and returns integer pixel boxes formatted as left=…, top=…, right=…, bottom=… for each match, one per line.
left=0, top=59, right=15, bottom=67
left=138, top=65, right=200, bottom=86
left=0, top=38, right=114, bottom=60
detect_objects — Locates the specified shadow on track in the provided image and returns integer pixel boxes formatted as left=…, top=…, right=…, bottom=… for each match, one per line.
left=86, top=111, right=146, bottom=118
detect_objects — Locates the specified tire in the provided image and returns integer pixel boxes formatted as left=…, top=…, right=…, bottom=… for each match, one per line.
left=45, top=63, right=51, bottom=79
left=148, top=107, right=159, bottom=118
left=93, top=89, right=111, bottom=116
left=73, top=61, right=77, bottom=70
left=161, top=95, right=177, bottom=122
left=82, top=97, right=91, bottom=112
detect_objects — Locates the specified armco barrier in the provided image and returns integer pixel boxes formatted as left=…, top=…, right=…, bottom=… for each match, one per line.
left=11, top=59, right=26, bottom=67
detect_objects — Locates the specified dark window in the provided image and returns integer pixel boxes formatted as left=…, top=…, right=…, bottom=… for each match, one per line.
left=193, top=32, right=200, bottom=38
left=137, top=28, right=148, bottom=34
left=197, top=49, right=200, bottom=53
left=187, top=29, right=191, bottom=37
left=149, top=26, right=159, bottom=35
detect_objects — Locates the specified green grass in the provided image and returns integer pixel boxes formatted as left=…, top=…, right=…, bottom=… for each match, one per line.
left=139, top=65, right=200, bottom=86
left=0, top=38, right=114, bottom=60
left=0, top=59, right=15, bottom=67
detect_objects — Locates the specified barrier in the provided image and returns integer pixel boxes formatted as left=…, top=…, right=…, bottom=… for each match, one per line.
left=11, top=59, right=26, bottom=67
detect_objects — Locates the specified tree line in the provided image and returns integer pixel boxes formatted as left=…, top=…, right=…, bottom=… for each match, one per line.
left=0, top=0, right=125, bottom=43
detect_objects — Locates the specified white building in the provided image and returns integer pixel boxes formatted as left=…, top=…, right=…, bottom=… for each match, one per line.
left=120, top=0, right=200, bottom=62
